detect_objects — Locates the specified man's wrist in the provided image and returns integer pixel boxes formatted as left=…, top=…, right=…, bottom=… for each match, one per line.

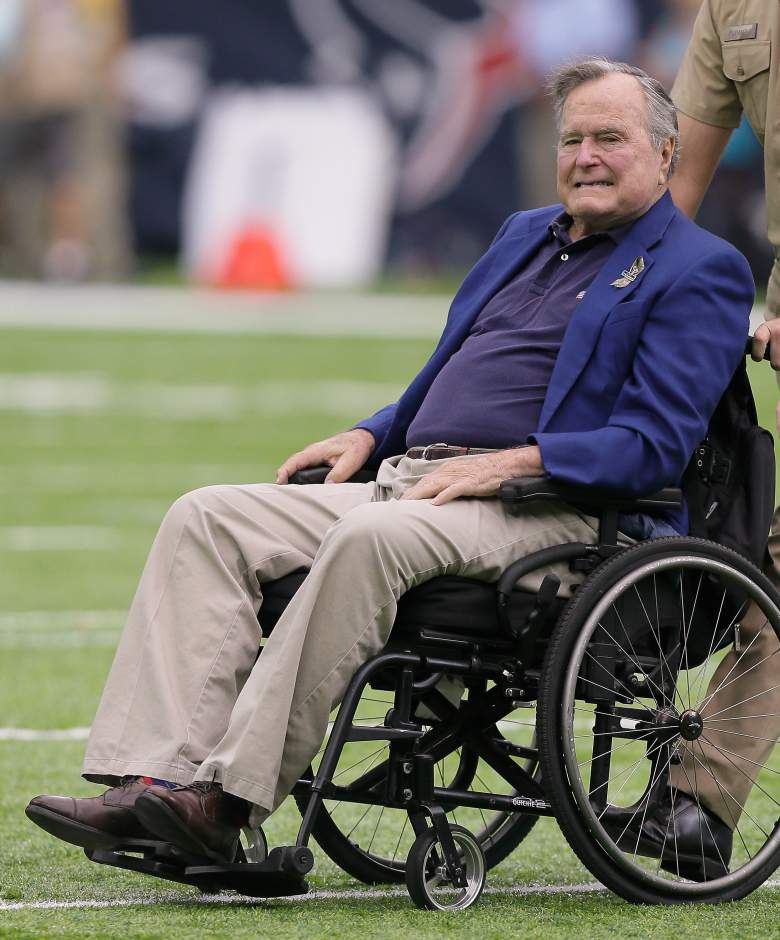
left=498, top=445, right=544, bottom=478
left=350, top=427, right=376, bottom=452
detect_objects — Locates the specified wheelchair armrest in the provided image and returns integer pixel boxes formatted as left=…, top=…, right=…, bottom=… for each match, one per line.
left=288, top=465, right=377, bottom=485
left=499, top=476, right=683, bottom=514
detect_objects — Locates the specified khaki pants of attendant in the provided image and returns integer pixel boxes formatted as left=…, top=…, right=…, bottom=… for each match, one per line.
left=82, top=454, right=601, bottom=822
left=670, top=269, right=780, bottom=826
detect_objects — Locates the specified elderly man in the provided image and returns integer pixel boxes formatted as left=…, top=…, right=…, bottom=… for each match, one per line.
left=27, top=59, right=752, bottom=875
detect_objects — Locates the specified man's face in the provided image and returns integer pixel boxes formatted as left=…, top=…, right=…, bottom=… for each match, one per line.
left=556, top=73, right=673, bottom=238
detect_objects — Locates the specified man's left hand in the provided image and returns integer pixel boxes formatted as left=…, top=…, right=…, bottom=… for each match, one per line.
left=401, top=446, right=544, bottom=505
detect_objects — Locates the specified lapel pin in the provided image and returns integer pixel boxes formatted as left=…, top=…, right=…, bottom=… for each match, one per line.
left=611, top=255, right=645, bottom=289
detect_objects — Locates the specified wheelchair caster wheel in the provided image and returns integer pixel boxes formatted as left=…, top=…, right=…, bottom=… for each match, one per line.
left=405, top=825, right=485, bottom=911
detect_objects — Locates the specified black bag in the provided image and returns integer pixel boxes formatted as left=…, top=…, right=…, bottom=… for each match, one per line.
left=683, top=359, right=775, bottom=566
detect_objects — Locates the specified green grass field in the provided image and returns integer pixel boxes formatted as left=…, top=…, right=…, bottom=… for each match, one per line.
left=2, top=313, right=780, bottom=939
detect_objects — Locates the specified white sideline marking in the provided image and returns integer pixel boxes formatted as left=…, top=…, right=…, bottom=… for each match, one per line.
left=0, top=526, right=121, bottom=552
left=0, top=716, right=533, bottom=741
left=0, top=283, right=449, bottom=338
left=0, top=374, right=402, bottom=420
left=0, top=882, right=607, bottom=910
left=0, top=610, right=125, bottom=630
left=3, top=878, right=780, bottom=910
left=0, top=727, right=91, bottom=741
left=0, top=464, right=279, bottom=495
left=0, top=610, right=125, bottom=649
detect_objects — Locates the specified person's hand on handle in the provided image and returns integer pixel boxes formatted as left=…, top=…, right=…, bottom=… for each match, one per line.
left=751, top=320, right=780, bottom=370
left=276, top=429, right=375, bottom=484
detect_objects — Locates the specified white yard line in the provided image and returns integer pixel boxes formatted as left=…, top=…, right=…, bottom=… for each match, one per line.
left=0, top=283, right=448, bottom=338
left=4, top=878, right=780, bottom=910
left=0, top=526, right=122, bottom=552
left=0, top=464, right=279, bottom=495
left=0, top=715, right=529, bottom=740
left=0, top=882, right=608, bottom=910
left=0, top=374, right=402, bottom=420
left=3, top=878, right=780, bottom=911
left=0, top=727, right=91, bottom=741
left=0, top=610, right=125, bottom=648
left=0, top=610, right=125, bottom=630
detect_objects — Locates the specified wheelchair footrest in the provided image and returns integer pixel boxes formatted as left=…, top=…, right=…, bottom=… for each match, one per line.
left=85, top=842, right=312, bottom=898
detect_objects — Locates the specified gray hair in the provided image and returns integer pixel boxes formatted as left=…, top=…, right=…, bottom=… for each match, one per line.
left=547, top=57, right=680, bottom=177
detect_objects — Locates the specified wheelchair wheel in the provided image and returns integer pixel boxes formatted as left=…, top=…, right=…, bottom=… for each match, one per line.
left=538, top=537, right=780, bottom=903
left=405, top=825, right=486, bottom=911
left=296, top=681, right=540, bottom=884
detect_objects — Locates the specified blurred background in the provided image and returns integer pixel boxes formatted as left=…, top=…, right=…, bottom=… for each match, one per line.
left=0, top=0, right=771, bottom=291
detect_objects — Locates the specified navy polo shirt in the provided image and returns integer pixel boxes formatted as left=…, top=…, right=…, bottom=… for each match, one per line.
left=406, top=215, right=629, bottom=450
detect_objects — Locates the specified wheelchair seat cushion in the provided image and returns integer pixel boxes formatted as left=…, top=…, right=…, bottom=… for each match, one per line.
left=260, top=571, right=546, bottom=643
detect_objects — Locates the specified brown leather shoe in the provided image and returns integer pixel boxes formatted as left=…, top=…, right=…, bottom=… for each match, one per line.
left=134, top=782, right=249, bottom=864
left=26, top=777, right=156, bottom=850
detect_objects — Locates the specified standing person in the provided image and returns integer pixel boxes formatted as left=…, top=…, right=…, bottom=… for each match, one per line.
left=617, top=0, right=780, bottom=866
left=0, top=0, right=128, bottom=280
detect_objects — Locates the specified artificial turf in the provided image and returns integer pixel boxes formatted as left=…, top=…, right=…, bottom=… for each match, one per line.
left=1, top=320, right=779, bottom=938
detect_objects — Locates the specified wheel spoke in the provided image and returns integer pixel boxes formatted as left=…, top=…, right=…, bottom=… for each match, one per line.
left=577, top=733, right=651, bottom=768
left=595, top=611, right=671, bottom=707
left=629, top=745, right=678, bottom=863
left=702, top=727, right=780, bottom=745
left=707, top=711, right=780, bottom=723
left=691, top=740, right=752, bottom=861
left=391, top=815, right=410, bottom=863
left=366, top=805, right=386, bottom=854
left=581, top=650, right=658, bottom=717
left=686, top=742, right=768, bottom=845
left=698, top=619, right=773, bottom=712
left=635, top=581, right=684, bottom=711
left=689, top=587, right=731, bottom=705
left=698, top=733, right=780, bottom=784
left=704, top=682, right=780, bottom=722
left=679, top=572, right=694, bottom=710
left=333, top=744, right=388, bottom=781
left=675, top=753, right=729, bottom=877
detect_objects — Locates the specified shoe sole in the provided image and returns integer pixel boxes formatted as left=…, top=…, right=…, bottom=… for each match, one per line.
left=659, top=843, right=729, bottom=882
left=25, top=804, right=153, bottom=852
left=134, top=792, right=237, bottom=865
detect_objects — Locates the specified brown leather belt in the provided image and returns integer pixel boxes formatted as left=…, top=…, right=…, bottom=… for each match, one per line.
left=405, top=443, right=499, bottom=460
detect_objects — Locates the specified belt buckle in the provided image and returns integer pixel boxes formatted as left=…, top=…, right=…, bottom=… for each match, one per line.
left=421, top=442, right=450, bottom=460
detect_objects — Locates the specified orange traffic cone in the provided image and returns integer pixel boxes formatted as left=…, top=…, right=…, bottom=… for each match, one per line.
left=215, top=225, right=291, bottom=290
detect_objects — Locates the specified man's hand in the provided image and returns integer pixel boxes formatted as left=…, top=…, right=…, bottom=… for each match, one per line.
left=400, top=446, right=544, bottom=506
left=276, top=429, right=375, bottom=484
left=752, top=320, right=780, bottom=370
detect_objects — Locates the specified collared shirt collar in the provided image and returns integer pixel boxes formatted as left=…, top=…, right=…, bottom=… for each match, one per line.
left=548, top=211, right=643, bottom=248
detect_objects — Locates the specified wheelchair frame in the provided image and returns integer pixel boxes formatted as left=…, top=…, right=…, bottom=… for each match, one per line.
left=89, top=476, right=778, bottom=909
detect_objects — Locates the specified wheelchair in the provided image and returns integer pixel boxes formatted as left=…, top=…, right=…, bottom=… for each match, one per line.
left=86, top=354, right=780, bottom=911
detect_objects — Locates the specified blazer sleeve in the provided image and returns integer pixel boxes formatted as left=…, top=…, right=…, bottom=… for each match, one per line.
left=352, top=403, right=398, bottom=443
left=532, top=247, right=754, bottom=495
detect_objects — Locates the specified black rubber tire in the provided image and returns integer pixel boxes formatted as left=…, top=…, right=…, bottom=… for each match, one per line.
left=537, top=536, right=780, bottom=904
left=405, top=825, right=486, bottom=911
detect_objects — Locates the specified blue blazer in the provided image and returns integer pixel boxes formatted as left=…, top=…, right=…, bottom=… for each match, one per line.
left=357, top=193, right=754, bottom=531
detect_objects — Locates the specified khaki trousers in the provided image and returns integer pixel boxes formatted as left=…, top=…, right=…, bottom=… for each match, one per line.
left=83, top=454, right=600, bottom=820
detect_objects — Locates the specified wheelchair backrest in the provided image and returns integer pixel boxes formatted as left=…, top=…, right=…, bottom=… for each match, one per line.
left=683, top=357, right=775, bottom=567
